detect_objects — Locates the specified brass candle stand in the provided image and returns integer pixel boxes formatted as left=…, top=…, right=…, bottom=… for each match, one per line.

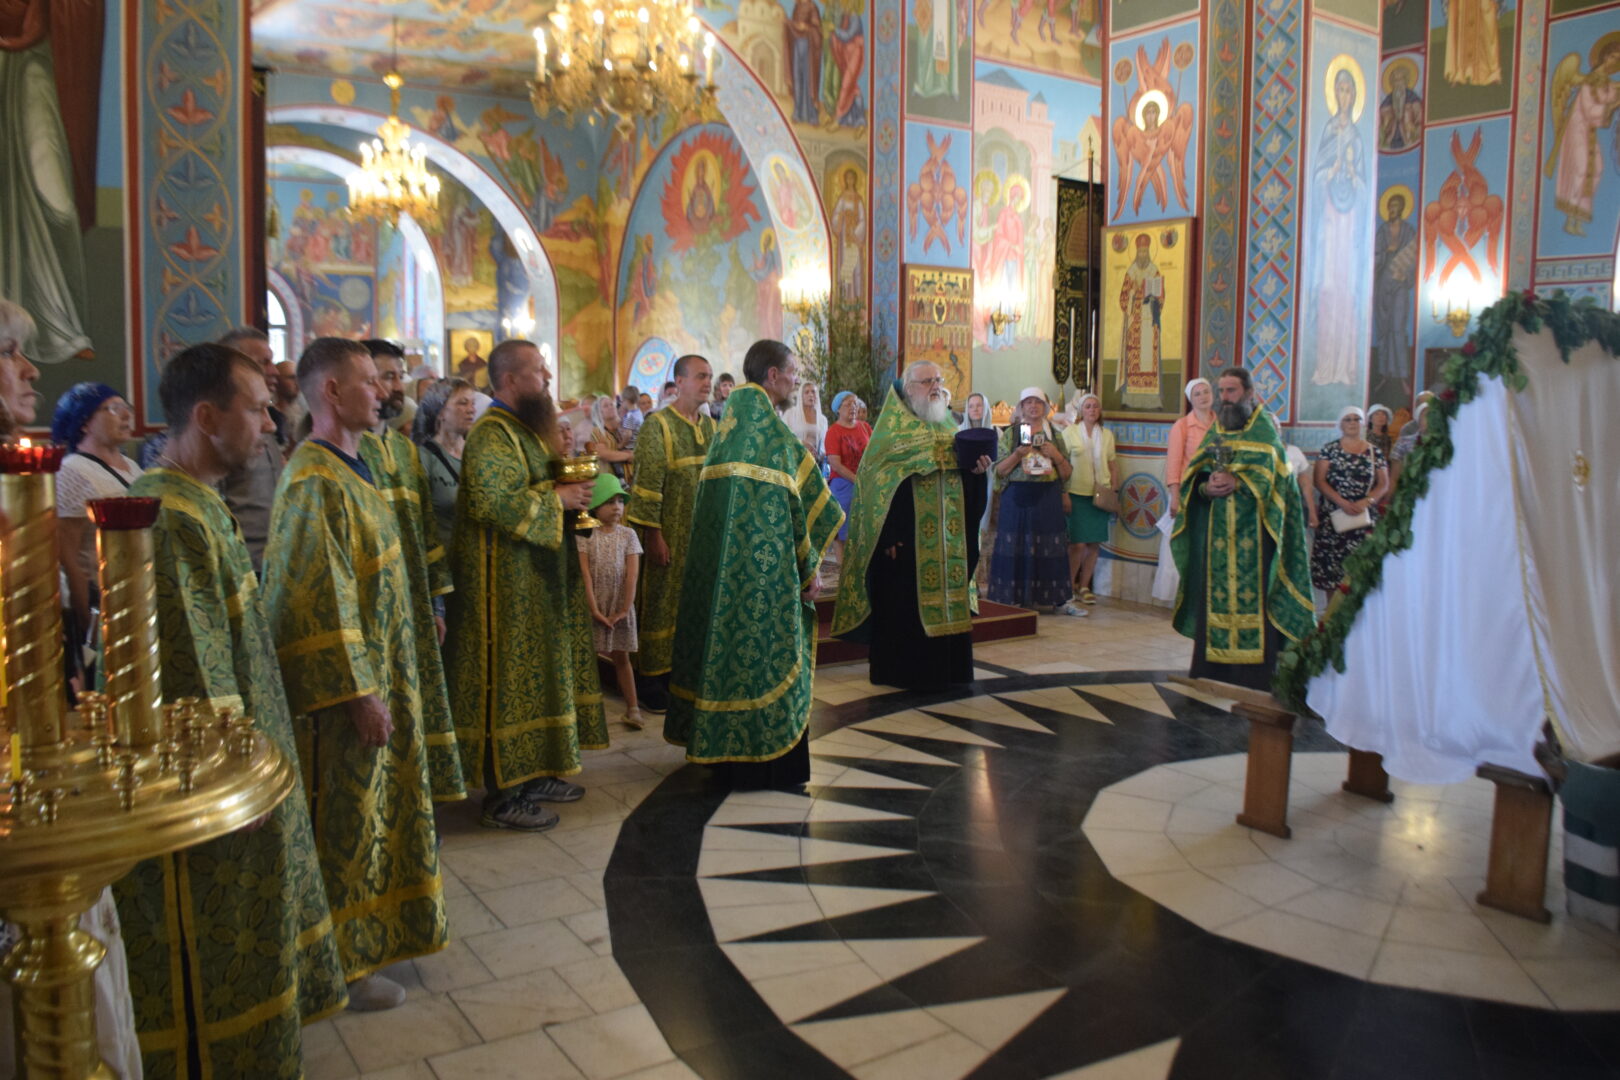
left=0, top=453, right=295, bottom=1080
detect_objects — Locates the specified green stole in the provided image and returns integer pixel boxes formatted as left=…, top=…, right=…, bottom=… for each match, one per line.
left=665, top=384, right=843, bottom=762
left=1170, top=407, right=1315, bottom=664
left=831, top=384, right=972, bottom=641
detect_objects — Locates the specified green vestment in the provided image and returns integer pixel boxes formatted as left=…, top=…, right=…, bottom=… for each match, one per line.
left=360, top=428, right=466, bottom=802
left=831, top=385, right=972, bottom=641
left=261, top=441, right=448, bottom=981
left=115, top=468, right=348, bottom=1079
left=665, top=384, right=843, bottom=763
left=446, top=406, right=607, bottom=790
left=625, top=407, right=715, bottom=676
left=1170, top=407, right=1315, bottom=666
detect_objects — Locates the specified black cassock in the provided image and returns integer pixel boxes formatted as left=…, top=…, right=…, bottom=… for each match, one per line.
left=865, top=458, right=990, bottom=692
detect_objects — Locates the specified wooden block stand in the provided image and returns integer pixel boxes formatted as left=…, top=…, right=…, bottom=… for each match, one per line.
left=1475, top=764, right=1553, bottom=924
left=1343, top=749, right=1394, bottom=803
left=1233, top=701, right=1296, bottom=839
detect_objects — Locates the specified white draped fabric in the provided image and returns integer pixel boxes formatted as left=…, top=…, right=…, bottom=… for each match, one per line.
left=1307, top=328, right=1619, bottom=781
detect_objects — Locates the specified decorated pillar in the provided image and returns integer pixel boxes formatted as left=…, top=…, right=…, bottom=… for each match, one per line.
left=125, top=0, right=251, bottom=427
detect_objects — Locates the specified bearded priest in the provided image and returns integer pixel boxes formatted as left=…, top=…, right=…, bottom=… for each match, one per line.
left=1170, top=366, right=1314, bottom=691
left=831, top=362, right=992, bottom=690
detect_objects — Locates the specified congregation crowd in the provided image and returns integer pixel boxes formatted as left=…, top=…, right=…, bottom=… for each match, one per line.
left=0, top=287, right=1436, bottom=1076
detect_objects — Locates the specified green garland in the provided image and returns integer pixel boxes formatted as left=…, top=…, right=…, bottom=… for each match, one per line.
left=1272, top=289, right=1620, bottom=710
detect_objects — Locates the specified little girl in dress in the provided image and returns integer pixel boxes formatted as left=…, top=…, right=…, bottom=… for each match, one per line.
left=576, top=474, right=643, bottom=728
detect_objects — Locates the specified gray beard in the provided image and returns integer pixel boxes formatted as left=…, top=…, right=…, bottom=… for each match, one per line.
left=906, top=388, right=949, bottom=425
left=1217, top=400, right=1251, bottom=432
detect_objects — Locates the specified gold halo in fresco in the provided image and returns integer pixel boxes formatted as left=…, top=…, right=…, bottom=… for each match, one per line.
left=1324, top=54, right=1365, bottom=122
left=1380, top=56, right=1419, bottom=94
left=1003, top=174, right=1031, bottom=212
left=1133, top=89, right=1169, bottom=130
left=973, top=169, right=1001, bottom=206
left=330, top=79, right=356, bottom=106
left=1379, top=184, right=1414, bottom=221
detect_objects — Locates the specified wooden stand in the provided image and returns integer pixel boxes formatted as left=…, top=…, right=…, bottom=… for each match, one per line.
left=1232, top=700, right=1297, bottom=839
left=1342, top=749, right=1394, bottom=803
left=1475, top=764, right=1553, bottom=924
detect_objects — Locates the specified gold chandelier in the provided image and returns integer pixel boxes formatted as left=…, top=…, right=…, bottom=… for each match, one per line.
left=347, top=22, right=440, bottom=226
left=532, top=0, right=717, bottom=126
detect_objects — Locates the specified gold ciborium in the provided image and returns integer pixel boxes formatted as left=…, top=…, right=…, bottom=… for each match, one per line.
left=1, top=458, right=294, bottom=1080
left=555, top=453, right=602, bottom=531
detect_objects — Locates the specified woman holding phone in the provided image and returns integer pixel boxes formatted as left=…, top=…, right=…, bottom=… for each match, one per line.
left=987, top=387, right=1076, bottom=614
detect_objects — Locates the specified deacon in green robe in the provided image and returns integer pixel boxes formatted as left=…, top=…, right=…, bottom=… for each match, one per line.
left=115, top=343, right=347, bottom=1078
left=625, top=354, right=715, bottom=683
left=262, top=338, right=447, bottom=993
left=446, top=340, right=607, bottom=813
left=1171, top=367, right=1315, bottom=692
left=666, top=341, right=843, bottom=789
left=360, top=425, right=466, bottom=802
left=832, top=363, right=990, bottom=690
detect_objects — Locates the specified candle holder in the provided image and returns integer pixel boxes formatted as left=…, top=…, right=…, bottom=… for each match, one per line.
left=1, top=490, right=294, bottom=1080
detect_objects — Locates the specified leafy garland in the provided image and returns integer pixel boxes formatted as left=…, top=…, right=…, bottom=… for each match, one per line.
left=1272, top=289, right=1620, bottom=710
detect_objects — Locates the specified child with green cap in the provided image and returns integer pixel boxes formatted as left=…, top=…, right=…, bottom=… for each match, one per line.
left=576, top=472, right=643, bottom=728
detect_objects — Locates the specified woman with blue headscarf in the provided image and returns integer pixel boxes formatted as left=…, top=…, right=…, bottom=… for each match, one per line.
left=824, top=389, right=871, bottom=565
left=52, top=382, right=141, bottom=650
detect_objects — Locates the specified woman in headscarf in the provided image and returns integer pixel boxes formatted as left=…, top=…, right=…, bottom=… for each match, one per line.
left=824, top=389, right=871, bottom=564
left=988, top=386, right=1075, bottom=613
left=784, top=380, right=829, bottom=461
left=1060, top=392, right=1119, bottom=608
left=1311, top=404, right=1388, bottom=594
left=1154, top=377, right=1217, bottom=602
left=1388, top=398, right=1429, bottom=494
left=1365, top=403, right=1394, bottom=458
left=586, top=394, right=635, bottom=480
left=52, top=382, right=142, bottom=652
left=413, top=376, right=476, bottom=548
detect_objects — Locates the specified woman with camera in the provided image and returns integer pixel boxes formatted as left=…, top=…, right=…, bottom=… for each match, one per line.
left=987, top=387, right=1075, bottom=613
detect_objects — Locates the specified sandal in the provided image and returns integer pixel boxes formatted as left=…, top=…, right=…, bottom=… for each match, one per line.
left=1080, top=588, right=1097, bottom=605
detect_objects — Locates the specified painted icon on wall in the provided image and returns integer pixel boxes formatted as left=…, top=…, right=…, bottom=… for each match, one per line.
left=902, top=264, right=974, bottom=406
left=904, top=125, right=972, bottom=267
left=1108, top=29, right=1197, bottom=225
left=1098, top=218, right=1190, bottom=421
left=1377, top=54, right=1424, bottom=152
left=974, top=0, right=1101, bottom=80
left=1425, top=0, right=1517, bottom=122
left=1544, top=33, right=1620, bottom=240
left=908, top=0, right=973, bottom=124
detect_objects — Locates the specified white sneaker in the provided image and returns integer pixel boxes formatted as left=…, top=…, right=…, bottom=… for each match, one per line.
left=1058, top=601, right=1089, bottom=617
left=347, top=973, right=407, bottom=1012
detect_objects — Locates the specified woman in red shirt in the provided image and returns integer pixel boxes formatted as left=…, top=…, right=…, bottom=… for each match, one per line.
left=825, top=390, right=872, bottom=564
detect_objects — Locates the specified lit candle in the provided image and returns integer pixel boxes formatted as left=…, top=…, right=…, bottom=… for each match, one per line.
left=8, top=733, right=18, bottom=781
left=535, top=27, right=547, bottom=79
left=703, top=32, right=714, bottom=83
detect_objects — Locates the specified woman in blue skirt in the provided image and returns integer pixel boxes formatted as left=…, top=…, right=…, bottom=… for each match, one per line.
left=987, top=387, right=1076, bottom=613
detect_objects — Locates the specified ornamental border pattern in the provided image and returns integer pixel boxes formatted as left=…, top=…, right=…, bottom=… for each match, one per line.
left=133, top=0, right=245, bottom=427
left=873, top=0, right=903, bottom=356
left=1241, top=0, right=1303, bottom=421
left=1197, top=0, right=1247, bottom=374
left=1507, top=0, right=1546, bottom=291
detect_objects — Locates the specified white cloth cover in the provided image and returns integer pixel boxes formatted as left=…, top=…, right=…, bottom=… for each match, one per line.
left=1151, top=511, right=1179, bottom=602
left=1307, top=328, right=1619, bottom=781
left=0, top=888, right=144, bottom=1077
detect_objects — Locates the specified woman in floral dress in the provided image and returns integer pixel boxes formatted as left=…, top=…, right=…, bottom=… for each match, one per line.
left=1311, top=406, right=1389, bottom=591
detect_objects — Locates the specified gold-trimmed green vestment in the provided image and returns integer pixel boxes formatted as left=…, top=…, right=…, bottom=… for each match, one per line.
left=1170, top=406, right=1314, bottom=689
left=446, top=405, right=607, bottom=791
left=262, top=441, right=448, bottom=982
left=625, top=406, right=714, bottom=676
left=665, top=384, right=843, bottom=763
left=361, top=427, right=467, bottom=802
left=116, top=467, right=348, bottom=1079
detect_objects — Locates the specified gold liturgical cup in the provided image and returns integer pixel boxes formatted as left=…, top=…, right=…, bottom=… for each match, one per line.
left=1, top=475, right=294, bottom=1080
left=556, top=453, right=602, bottom=531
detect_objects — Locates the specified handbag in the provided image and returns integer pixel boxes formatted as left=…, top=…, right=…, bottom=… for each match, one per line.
left=1329, top=507, right=1372, bottom=533
left=1092, top=483, right=1120, bottom=514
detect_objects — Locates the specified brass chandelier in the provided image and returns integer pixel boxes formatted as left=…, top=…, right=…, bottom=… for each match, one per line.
left=532, top=0, right=717, bottom=126
left=347, top=22, right=441, bottom=226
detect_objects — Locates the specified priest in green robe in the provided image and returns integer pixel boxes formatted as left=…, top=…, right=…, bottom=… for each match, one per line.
left=361, top=338, right=465, bottom=803
left=832, top=361, right=991, bottom=690
left=446, top=339, right=605, bottom=833
left=1171, top=366, right=1315, bottom=692
left=666, top=340, right=843, bottom=790
left=118, top=342, right=348, bottom=1076
left=626, top=353, right=714, bottom=706
left=262, top=337, right=447, bottom=1013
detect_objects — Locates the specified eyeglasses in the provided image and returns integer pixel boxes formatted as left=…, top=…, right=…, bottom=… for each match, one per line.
left=909, top=377, right=944, bottom=387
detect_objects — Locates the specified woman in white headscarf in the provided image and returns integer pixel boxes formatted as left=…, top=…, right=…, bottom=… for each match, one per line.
left=1153, top=377, right=1217, bottom=602
left=784, top=381, right=828, bottom=461
left=1310, top=404, right=1388, bottom=592
left=1365, top=403, right=1394, bottom=458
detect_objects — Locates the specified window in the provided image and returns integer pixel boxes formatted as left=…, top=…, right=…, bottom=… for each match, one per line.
left=267, top=290, right=289, bottom=366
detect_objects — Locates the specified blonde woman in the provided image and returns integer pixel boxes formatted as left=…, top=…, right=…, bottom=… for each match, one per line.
left=1060, top=393, right=1119, bottom=606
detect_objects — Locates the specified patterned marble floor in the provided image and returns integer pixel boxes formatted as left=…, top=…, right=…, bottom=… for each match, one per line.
left=304, top=605, right=1620, bottom=1079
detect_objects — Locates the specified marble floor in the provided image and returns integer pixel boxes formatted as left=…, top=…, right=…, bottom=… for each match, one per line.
left=306, top=604, right=1620, bottom=1079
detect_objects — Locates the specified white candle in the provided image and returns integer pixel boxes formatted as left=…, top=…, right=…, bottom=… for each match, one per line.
left=535, top=28, right=547, bottom=79
left=703, top=33, right=714, bottom=83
